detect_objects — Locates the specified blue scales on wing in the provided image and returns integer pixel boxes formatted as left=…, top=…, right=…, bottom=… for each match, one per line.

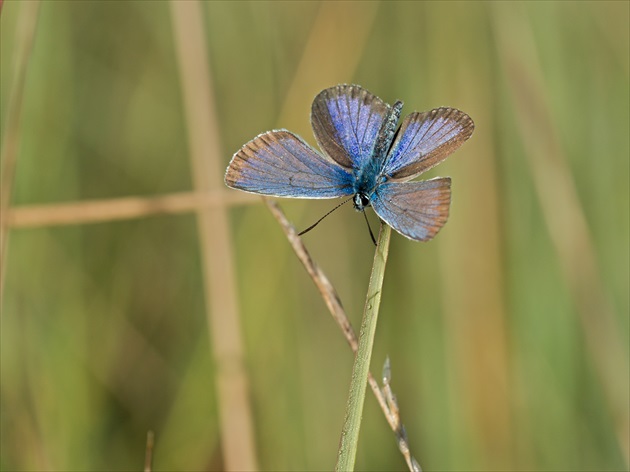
left=311, top=84, right=391, bottom=171
left=224, top=130, right=354, bottom=199
left=383, top=107, right=474, bottom=181
left=371, top=178, right=452, bottom=241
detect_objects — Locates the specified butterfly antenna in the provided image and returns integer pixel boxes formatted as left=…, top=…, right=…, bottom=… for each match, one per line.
left=363, top=211, right=377, bottom=246
left=298, top=196, right=354, bottom=236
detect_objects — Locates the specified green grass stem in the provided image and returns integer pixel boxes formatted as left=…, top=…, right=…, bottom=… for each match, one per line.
left=336, top=222, right=392, bottom=471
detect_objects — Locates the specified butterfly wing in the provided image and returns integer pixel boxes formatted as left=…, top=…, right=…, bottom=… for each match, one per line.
left=371, top=178, right=451, bottom=241
left=311, top=84, right=390, bottom=170
left=384, top=108, right=474, bottom=181
left=225, top=130, right=354, bottom=198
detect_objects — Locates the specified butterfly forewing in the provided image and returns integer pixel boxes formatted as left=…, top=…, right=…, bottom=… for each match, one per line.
left=225, top=130, right=354, bottom=199
left=311, top=84, right=390, bottom=170
left=371, top=178, right=452, bottom=241
left=384, top=108, right=474, bottom=181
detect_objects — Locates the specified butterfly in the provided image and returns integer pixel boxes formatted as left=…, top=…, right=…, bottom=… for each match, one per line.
left=224, top=84, right=474, bottom=241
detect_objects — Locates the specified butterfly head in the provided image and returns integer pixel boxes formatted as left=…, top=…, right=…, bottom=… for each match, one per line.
left=353, top=193, right=371, bottom=212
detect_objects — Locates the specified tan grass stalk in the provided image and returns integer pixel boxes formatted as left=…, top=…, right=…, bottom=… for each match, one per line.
left=170, top=2, right=258, bottom=470
left=6, top=191, right=257, bottom=228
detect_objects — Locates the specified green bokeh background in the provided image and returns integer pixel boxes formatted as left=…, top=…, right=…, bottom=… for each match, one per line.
left=1, top=1, right=628, bottom=471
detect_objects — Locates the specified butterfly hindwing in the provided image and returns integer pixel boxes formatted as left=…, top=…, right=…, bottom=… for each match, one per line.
left=311, top=84, right=390, bottom=170
left=371, top=178, right=452, bottom=241
left=225, top=130, right=354, bottom=199
left=384, top=108, right=474, bottom=181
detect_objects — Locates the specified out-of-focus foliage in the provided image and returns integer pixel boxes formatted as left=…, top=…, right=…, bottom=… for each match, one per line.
left=1, top=1, right=628, bottom=471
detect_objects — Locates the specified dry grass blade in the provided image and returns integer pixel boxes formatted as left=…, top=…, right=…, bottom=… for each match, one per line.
left=170, top=1, right=258, bottom=470
left=265, top=199, right=421, bottom=472
left=6, top=191, right=258, bottom=228
left=382, top=358, right=421, bottom=472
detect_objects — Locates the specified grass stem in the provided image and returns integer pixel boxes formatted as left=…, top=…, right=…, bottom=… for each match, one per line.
left=336, top=222, right=392, bottom=471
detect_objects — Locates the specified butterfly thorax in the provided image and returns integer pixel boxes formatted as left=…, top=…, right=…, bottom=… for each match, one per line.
left=352, top=100, right=403, bottom=212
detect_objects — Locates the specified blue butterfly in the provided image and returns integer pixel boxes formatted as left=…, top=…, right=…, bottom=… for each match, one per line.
left=225, top=84, right=474, bottom=241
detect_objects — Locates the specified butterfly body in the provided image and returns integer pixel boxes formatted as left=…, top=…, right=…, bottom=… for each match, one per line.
left=225, top=84, right=474, bottom=241
left=350, top=99, right=404, bottom=212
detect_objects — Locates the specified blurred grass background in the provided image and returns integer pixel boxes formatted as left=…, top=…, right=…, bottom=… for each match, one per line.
left=1, top=1, right=628, bottom=471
